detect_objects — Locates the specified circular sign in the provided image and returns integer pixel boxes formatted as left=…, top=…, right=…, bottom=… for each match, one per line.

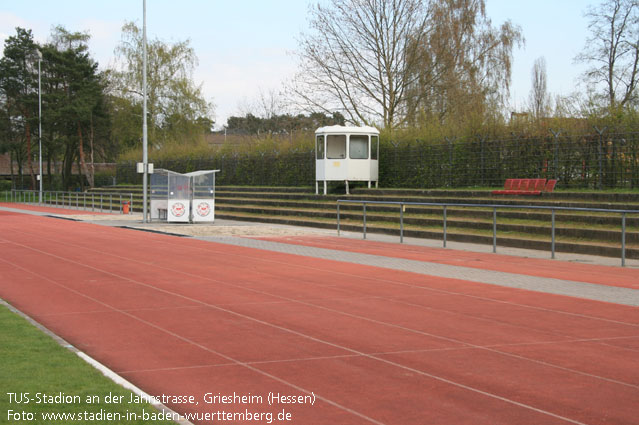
left=196, top=202, right=211, bottom=217
left=171, top=202, right=186, bottom=217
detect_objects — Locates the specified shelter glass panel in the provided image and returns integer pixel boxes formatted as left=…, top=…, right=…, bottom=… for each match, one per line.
left=371, top=135, right=379, bottom=160
left=168, top=173, right=190, bottom=200
left=193, top=173, right=215, bottom=199
left=350, top=135, right=368, bottom=159
left=327, top=135, right=346, bottom=159
left=150, top=172, right=168, bottom=200
left=316, top=135, right=325, bottom=159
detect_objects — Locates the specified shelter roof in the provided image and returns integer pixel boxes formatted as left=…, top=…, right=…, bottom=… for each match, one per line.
left=315, top=125, right=380, bottom=135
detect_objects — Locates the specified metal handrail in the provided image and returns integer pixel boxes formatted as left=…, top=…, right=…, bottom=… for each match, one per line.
left=4, top=189, right=135, bottom=215
left=336, top=199, right=639, bottom=267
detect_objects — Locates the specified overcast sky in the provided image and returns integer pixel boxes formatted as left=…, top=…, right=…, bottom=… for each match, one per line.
left=1, top=0, right=594, bottom=127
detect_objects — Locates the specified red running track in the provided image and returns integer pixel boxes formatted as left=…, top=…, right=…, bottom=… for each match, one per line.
left=0, top=202, right=112, bottom=215
left=1, top=212, right=638, bottom=425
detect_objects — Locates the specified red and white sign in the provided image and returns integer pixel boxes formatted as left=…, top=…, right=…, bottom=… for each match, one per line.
left=196, top=202, right=211, bottom=217
left=171, top=202, right=186, bottom=217
left=192, top=199, right=214, bottom=222
left=168, top=200, right=190, bottom=222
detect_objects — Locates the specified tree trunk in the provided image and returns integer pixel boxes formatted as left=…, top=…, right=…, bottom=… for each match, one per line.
left=62, top=142, right=76, bottom=190
left=24, top=111, right=36, bottom=190
left=17, top=151, right=23, bottom=189
left=77, top=123, right=94, bottom=188
left=77, top=156, right=84, bottom=191
left=9, top=151, right=15, bottom=190
left=89, top=113, right=95, bottom=187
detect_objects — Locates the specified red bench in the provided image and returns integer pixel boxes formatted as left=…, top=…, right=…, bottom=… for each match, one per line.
left=492, top=179, right=557, bottom=195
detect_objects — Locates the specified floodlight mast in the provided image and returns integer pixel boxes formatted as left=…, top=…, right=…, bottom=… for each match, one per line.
left=37, top=49, right=42, bottom=204
left=142, top=0, right=148, bottom=222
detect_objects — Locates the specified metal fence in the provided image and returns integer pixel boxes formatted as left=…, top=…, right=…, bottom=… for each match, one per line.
left=4, top=174, right=118, bottom=192
left=115, top=131, right=639, bottom=190
left=4, top=190, right=134, bottom=214
left=379, top=132, right=639, bottom=189
left=336, top=199, right=639, bottom=267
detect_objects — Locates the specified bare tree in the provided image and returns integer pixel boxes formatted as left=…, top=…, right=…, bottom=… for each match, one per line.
left=290, top=0, right=430, bottom=129
left=111, top=22, right=212, bottom=145
left=291, top=0, right=522, bottom=130
left=407, top=0, right=523, bottom=127
left=529, top=57, right=551, bottom=119
left=575, top=0, right=639, bottom=111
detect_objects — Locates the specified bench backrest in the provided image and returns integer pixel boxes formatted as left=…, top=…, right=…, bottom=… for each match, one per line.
left=511, top=179, right=522, bottom=190
left=533, top=179, right=547, bottom=191
left=503, top=179, right=514, bottom=190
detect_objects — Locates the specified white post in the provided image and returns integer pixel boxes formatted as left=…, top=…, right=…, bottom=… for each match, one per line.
left=37, top=50, right=43, bottom=204
left=142, top=0, right=149, bottom=223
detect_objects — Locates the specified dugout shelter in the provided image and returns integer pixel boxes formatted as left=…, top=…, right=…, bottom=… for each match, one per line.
left=150, top=169, right=219, bottom=223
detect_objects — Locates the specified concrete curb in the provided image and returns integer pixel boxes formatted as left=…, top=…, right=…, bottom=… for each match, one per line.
left=0, top=299, right=194, bottom=425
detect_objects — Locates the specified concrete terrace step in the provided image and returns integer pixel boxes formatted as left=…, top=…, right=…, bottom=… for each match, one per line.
left=216, top=203, right=639, bottom=244
left=351, top=187, right=639, bottom=203
left=85, top=185, right=639, bottom=258
left=214, top=191, right=639, bottom=210
left=215, top=210, right=639, bottom=259
left=215, top=197, right=639, bottom=227
left=93, top=185, right=639, bottom=209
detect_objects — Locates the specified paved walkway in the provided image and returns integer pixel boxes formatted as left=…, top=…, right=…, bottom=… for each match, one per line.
left=198, top=235, right=639, bottom=307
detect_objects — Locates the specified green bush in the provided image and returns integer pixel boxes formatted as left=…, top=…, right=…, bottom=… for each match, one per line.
left=115, top=130, right=639, bottom=190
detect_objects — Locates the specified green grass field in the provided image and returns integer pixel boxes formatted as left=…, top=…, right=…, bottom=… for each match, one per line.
left=0, top=303, right=177, bottom=425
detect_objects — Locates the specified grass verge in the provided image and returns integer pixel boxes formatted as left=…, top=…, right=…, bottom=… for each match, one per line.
left=0, top=303, right=178, bottom=425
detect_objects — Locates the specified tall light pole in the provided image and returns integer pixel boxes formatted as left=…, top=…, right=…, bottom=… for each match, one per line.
left=142, top=0, right=148, bottom=222
left=36, top=49, right=43, bottom=204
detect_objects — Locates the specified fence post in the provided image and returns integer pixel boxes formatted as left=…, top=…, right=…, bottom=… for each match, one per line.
left=130, top=193, right=133, bottom=214
left=550, top=129, right=561, bottom=180
left=399, top=203, right=404, bottom=243
left=594, top=126, right=606, bottom=189
left=551, top=209, right=556, bottom=259
left=621, top=212, right=626, bottom=267
left=337, top=203, right=340, bottom=236
left=480, top=137, right=486, bottom=186
left=443, top=205, right=447, bottom=248
left=363, top=203, right=367, bottom=240
left=492, top=207, right=497, bottom=253
left=445, top=137, right=454, bottom=187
